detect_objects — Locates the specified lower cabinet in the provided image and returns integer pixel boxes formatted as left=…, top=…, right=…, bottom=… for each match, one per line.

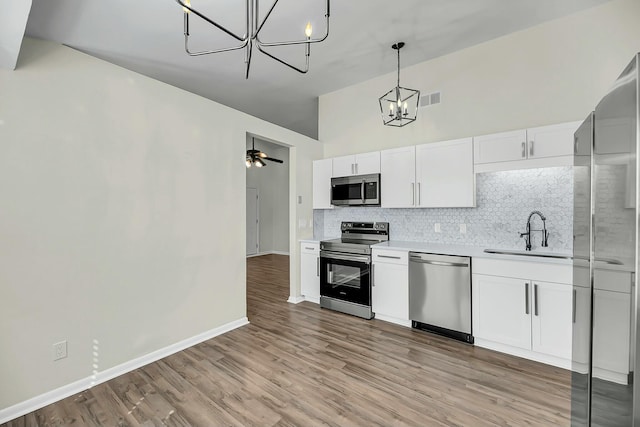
left=372, top=249, right=410, bottom=327
left=472, top=258, right=573, bottom=369
left=300, top=241, right=320, bottom=303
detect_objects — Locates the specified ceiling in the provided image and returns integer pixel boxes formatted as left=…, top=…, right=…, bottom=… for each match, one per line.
left=24, top=0, right=611, bottom=138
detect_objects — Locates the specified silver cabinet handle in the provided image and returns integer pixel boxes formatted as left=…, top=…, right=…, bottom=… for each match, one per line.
left=378, top=255, right=401, bottom=260
left=355, top=163, right=358, bottom=174
left=529, top=141, right=534, bottom=157
left=417, top=182, right=421, bottom=205
left=534, top=283, right=539, bottom=316
left=411, top=182, right=415, bottom=206
left=525, top=282, right=529, bottom=315
left=574, top=136, right=578, bottom=154
left=521, top=142, right=526, bottom=158
left=572, top=289, right=576, bottom=323
left=316, top=256, right=320, bottom=277
left=304, top=246, right=315, bottom=250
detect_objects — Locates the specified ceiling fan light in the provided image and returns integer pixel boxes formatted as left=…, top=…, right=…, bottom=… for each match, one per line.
left=255, top=158, right=266, bottom=168
left=246, top=158, right=252, bottom=168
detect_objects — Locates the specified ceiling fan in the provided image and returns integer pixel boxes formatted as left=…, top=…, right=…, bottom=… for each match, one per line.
left=246, top=138, right=284, bottom=168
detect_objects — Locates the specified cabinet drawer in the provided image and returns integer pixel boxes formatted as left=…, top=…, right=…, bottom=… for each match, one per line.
left=372, top=249, right=408, bottom=265
left=473, top=257, right=572, bottom=284
left=300, top=242, right=319, bottom=254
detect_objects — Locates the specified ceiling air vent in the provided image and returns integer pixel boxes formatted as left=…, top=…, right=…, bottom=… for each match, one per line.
left=420, top=91, right=442, bottom=108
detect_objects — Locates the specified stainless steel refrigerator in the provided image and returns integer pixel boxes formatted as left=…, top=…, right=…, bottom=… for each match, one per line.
left=572, top=54, right=639, bottom=426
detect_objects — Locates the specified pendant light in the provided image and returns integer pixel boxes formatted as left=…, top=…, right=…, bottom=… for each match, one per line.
left=176, top=0, right=330, bottom=79
left=378, top=42, right=420, bottom=127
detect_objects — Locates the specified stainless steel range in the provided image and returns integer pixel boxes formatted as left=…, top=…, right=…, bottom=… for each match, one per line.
left=319, top=221, right=389, bottom=319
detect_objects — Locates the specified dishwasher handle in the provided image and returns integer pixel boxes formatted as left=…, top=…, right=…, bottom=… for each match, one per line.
left=409, top=258, right=469, bottom=268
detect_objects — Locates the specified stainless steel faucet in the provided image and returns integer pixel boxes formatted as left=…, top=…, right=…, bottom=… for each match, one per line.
left=519, top=210, right=549, bottom=251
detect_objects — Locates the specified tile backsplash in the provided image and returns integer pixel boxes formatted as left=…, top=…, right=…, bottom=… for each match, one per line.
left=314, top=167, right=573, bottom=252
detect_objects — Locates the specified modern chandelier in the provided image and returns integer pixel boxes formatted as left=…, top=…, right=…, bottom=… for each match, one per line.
left=175, top=0, right=330, bottom=79
left=378, top=42, right=420, bottom=127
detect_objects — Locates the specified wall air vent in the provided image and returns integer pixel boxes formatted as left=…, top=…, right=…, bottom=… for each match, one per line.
left=420, top=91, right=442, bottom=108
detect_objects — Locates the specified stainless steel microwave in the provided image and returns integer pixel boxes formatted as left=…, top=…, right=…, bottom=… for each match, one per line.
left=330, top=173, right=381, bottom=206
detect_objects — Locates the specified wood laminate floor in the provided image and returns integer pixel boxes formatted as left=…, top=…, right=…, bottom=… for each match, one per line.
left=4, top=254, right=571, bottom=427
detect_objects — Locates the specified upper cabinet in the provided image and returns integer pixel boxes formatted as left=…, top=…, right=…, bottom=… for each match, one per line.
left=474, top=121, right=582, bottom=173
left=381, top=138, right=475, bottom=208
left=312, top=159, right=333, bottom=209
left=380, top=146, right=416, bottom=208
left=416, top=138, right=475, bottom=208
left=332, top=151, right=380, bottom=177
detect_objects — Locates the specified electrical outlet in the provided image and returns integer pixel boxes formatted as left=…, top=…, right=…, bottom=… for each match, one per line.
left=434, top=223, right=441, bottom=233
left=460, top=224, right=467, bottom=234
left=53, top=341, right=67, bottom=361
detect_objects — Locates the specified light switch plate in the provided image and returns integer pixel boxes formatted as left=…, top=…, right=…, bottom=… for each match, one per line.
left=460, top=224, right=467, bottom=234
left=434, top=223, right=441, bottom=233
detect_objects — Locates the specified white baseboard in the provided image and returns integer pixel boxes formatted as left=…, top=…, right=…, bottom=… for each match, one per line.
left=474, top=338, right=571, bottom=370
left=0, top=317, right=249, bottom=425
left=287, top=295, right=305, bottom=304
left=246, top=251, right=290, bottom=258
left=374, top=314, right=411, bottom=328
left=304, top=296, right=320, bottom=305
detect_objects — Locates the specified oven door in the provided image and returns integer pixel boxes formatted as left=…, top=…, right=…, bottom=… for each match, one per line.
left=320, top=251, right=371, bottom=306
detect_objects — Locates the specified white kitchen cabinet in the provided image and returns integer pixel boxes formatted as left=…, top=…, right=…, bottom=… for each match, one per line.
left=474, top=129, right=527, bottom=165
left=472, top=258, right=573, bottom=369
left=416, top=138, right=475, bottom=207
left=312, top=159, right=333, bottom=209
left=332, top=151, right=380, bottom=177
left=372, top=249, right=410, bottom=326
left=531, top=281, right=573, bottom=360
left=380, top=146, right=416, bottom=208
left=474, top=121, right=581, bottom=173
left=380, top=138, right=475, bottom=208
left=473, top=274, right=532, bottom=350
left=300, top=242, right=320, bottom=304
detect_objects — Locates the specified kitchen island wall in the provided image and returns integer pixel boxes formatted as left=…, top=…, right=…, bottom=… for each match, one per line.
left=315, top=167, right=573, bottom=252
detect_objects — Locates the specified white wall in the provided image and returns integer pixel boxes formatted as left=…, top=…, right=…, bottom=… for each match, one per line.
left=0, top=37, right=321, bottom=416
left=246, top=139, right=290, bottom=254
left=319, top=0, right=640, bottom=157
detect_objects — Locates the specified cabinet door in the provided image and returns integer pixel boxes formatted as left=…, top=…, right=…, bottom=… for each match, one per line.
left=380, top=146, right=416, bottom=208
left=473, top=129, right=527, bottom=164
left=354, top=151, right=381, bottom=175
left=300, top=246, right=320, bottom=302
left=472, top=274, right=531, bottom=350
left=332, top=155, right=356, bottom=177
left=527, top=121, right=581, bottom=159
left=312, top=159, right=333, bottom=209
left=416, top=138, right=475, bottom=207
left=531, top=281, right=572, bottom=360
left=372, top=262, right=409, bottom=322
left=592, top=289, right=631, bottom=378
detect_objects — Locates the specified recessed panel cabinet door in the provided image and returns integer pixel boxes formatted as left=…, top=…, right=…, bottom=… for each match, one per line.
left=472, top=274, right=531, bottom=350
left=300, top=243, right=320, bottom=301
left=332, top=155, right=356, bottom=177
left=354, top=151, right=381, bottom=175
left=473, top=129, right=527, bottom=164
left=380, top=146, right=416, bottom=208
left=312, top=159, right=333, bottom=209
left=372, top=262, right=409, bottom=321
left=530, top=281, right=572, bottom=360
left=416, top=138, right=475, bottom=207
left=527, top=121, right=581, bottom=159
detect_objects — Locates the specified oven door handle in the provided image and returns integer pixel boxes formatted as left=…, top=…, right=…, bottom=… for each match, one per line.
left=321, top=252, right=371, bottom=264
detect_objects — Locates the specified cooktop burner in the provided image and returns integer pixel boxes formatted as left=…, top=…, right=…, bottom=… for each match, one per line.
left=320, top=222, right=389, bottom=254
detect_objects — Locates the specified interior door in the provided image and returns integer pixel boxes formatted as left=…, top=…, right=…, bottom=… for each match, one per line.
left=246, top=187, right=259, bottom=256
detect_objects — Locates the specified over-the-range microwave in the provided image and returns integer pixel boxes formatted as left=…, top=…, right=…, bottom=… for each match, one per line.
left=330, top=173, right=381, bottom=206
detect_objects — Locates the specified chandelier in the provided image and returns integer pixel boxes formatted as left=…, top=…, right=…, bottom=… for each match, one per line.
left=176, top=0, right=330, bottom=79
left=378, top=42, right=420, bottom=127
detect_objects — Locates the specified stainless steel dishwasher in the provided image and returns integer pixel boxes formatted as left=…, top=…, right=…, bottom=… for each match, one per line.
left=409, top=252, right=473, bottom=343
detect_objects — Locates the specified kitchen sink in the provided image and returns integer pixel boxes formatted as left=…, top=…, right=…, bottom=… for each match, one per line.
left=484, top=248, right=572, bottom=259
left=483, top=249, right=623, bottom=265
